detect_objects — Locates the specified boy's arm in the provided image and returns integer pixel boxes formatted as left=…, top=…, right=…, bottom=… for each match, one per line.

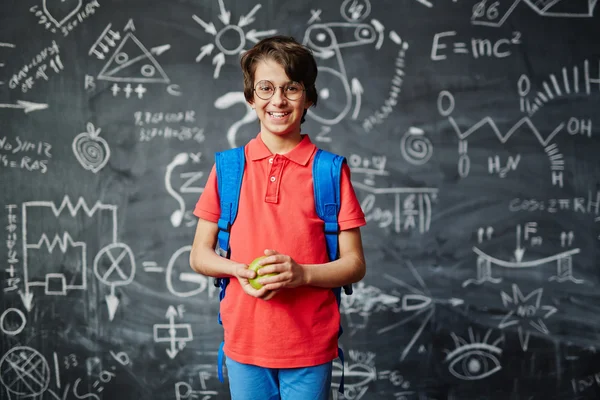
left=189, top=218, right=245, bottom=279
left=303, top=227, right=366, bottom=288
left=257, top=227, right=366, bottom=290
left=190, top=218, right=273, bottom=299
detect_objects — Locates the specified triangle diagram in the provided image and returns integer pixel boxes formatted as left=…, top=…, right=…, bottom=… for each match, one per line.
left=97, top=32, right=170, bottom=83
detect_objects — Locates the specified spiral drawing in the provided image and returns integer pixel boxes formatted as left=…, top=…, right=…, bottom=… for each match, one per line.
left=72, top=122, right=110, bottom=173
left=77, top=139, right=104, bottom=166
left=401, top=127, right=433, bottom=165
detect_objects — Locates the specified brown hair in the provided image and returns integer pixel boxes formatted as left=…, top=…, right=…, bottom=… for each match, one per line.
left=240, top=35, right=318, bottom=123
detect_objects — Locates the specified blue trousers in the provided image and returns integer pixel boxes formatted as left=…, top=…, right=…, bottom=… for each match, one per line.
left=225, top=357, right=333, bottom=400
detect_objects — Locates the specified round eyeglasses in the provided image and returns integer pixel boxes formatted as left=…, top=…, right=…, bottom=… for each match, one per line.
left=253, top=80, right=305, bottom=101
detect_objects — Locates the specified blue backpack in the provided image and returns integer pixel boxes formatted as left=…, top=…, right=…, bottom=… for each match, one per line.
left=213, top=145, right=351, bottom=394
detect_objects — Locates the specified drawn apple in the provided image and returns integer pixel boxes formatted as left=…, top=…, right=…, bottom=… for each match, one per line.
left=248, top=256, right=278, bottom=290
left=73, top=122, right=110, bottom=173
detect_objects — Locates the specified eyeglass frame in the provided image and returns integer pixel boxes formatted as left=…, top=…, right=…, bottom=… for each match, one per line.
left=252, top=80, right=306, bottom=101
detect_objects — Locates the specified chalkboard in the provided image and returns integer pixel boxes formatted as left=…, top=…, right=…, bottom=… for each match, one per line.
left=1, top=0, right=599, bottom=399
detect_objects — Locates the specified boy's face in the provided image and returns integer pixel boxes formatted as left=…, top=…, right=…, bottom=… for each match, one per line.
left=248, top=58, right=312, bottom=140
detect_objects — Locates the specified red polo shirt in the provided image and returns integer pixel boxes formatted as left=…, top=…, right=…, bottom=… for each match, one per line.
left=194, top=133, right=366, bottom=368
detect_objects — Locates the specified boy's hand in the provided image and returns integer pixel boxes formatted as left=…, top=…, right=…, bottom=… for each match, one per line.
left=252, top=248, right=307, bottom=291
left=234, top=262, right=278, bottom=300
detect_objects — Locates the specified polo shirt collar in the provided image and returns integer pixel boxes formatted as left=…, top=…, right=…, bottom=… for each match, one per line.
left=248, top=133, right=316, bottom=166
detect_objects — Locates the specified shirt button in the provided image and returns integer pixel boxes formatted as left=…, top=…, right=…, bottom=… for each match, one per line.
left=270, top=176, right=276, bottom=182
left=269, top=158, right=273, bottom=163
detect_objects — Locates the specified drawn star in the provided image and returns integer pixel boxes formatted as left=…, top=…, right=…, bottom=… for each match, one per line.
left=498, top=284, right=557, bottom=351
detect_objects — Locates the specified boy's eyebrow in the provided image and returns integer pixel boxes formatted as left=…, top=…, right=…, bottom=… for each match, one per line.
left=256, top=79, right=303, bottom=85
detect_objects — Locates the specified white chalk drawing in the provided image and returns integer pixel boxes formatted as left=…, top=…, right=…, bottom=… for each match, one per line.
left=464, top=222, right=583, bottom=287
left=430, top=30, right=521, bottom=61
left=0, top=346, right=52, bottom=400
left=166, top=245, right=216, bottom=298
left=175, top=362, right=220, bottom=399
left=0, top=100, right=48, bottom=113
left=518, top=59, right=600, bottom=116
left=88, top=23, right=121, bottom=60
left=93, top=242, right=136, bottom=320
left=377, top=260, right=464, bottom=361
left=438, top=90, right=568, bottom=187
left=302, top=21, right=377, bottom=125
left=444, top=327, right=504, bottom=380
left=97, top=32, right=170, bottom=83
left=144, top=246, right=216, bottom=299
left=0, top=42, right=14, bottom=85
left=193, top=1, right=276, bottom=79
left=165, top=152, right=205, bottom=227
left=72, top=122, right=110, bottom=173
left=214, top=91, right=257, bottom=148
left=0, top=308, right=26, bottom=336
left=331, top=350, right=414, bottom=400
left=341, top=281, right=401, bottom=334
left=302, top=5, right=408, bottom=134
left=42, top=0, right=82, bottom=28
left=20, top=196, right=134, bottom=319
left=340, top=0, right=372, bottom=22
left=400, top=127, right=433, bottom=165
left=153, top=306, right=193, bottom=359
left=353, top=182, right=437, bottom=234
left=349, top=151, right=437, bottom=234
left=498, top=284, right=557, bottom=351
left=90, top=19, right=179, bottom=97
left=175, top=382, right=218, bottom=400
left=471, top=0, right=597, bottom=27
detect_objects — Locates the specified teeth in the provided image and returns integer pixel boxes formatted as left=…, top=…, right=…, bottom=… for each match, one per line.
left=269, top=112, right=288, bottom=117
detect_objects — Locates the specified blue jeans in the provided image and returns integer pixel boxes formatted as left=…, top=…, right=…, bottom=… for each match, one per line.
left=225, top=357, right=333, bottom=400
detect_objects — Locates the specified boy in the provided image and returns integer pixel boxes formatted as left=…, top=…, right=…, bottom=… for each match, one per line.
left=189, top=35, right=366, bottom=400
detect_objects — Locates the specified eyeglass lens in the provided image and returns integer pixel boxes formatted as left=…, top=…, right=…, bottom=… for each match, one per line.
left=254, top=80, right=304, bottom=100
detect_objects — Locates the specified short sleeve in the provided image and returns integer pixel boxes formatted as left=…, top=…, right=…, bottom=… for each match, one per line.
left=338, top=162, right=366, bottom=231
left=193, top=164, right=220, bottom=223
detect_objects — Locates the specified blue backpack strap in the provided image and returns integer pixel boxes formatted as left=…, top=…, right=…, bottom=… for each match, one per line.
left=213, top=146, right=245, bottom=382
left=312, top=148, right=350, bottom=394
left=312, top=149, right=352, bottom=295
left=215, top=146, right=245, bottom=261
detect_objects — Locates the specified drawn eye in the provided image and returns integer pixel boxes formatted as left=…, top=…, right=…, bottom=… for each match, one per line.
left=446, top=345, right=502, bottom=380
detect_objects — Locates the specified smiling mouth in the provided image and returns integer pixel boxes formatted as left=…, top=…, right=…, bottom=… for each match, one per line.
left=268, top=112, right=290, bottom=118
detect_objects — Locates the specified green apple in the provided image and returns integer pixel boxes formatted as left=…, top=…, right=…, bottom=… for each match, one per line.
left=247, top=256, right=278, bottom=290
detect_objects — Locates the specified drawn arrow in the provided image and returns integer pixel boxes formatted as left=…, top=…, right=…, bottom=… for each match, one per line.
left=192, top=14, right=217, bottom=36
left=166, top=306, right=179, bottom=358
left=246, top=29, right=277, bottom=43
left=217, top=0, right=231, bottom=25
left=151, top=44, right=171, bottom=56
left=0, top=100, right=48, bottom=113
left=514, top=224, right=525, bottom=262
left=238, top=4, right=261, bottom=27
left=18, top=290, right=34, bottom=311
left=195, top=43, right=214, bottom=63
left=351, top=78, right=363, bottom=119
left=106, top=284, right=119, bottom=321
left=212, top=52, right=226, bottom=79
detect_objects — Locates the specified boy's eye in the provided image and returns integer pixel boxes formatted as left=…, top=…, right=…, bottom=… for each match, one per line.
left=286, top=84, right=301, bottom=92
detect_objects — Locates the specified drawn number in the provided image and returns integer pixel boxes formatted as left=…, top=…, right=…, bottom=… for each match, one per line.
left=472, top=1, right=500, bottom=21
